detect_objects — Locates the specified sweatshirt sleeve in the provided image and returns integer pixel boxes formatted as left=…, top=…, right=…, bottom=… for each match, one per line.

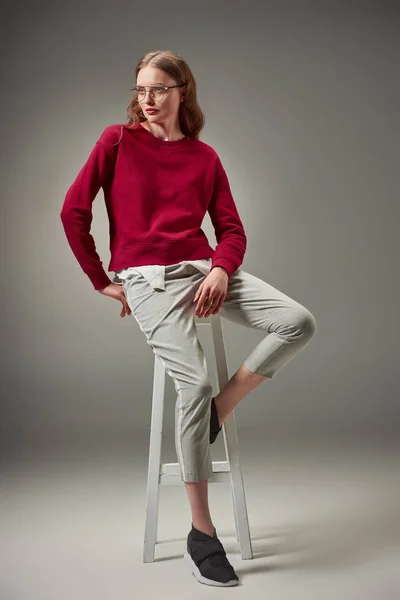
left=207, top=155, right=247, bottom=278
left=60, top=126, right=120, bottom=291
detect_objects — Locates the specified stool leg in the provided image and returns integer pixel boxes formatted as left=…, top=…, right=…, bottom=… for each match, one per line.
left=211, top=315, right=253, bottom=560
left=143, top=354, right=166, bottom=563
left=230, top=477, right=239, bottom=542
left=223, top=411, right=253, bottom=559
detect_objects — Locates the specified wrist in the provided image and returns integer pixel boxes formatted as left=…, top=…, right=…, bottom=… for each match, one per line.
left=212, top=266, right=229, bottom=277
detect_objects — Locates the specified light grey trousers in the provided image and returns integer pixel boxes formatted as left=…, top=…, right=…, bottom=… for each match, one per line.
left=123, top=263, right=317, bottom=482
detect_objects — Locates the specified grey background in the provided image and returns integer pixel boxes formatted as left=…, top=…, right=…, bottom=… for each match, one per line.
left=1, top=0, right=399, bottom=461
left=1, top=2, right=400, bottom=598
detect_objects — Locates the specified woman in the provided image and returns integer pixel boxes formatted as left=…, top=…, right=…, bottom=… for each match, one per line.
left=60, top=49, right=317, bottom=587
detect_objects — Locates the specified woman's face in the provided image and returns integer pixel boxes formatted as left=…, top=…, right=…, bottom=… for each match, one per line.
left=136, top=65, right=184, bottom=123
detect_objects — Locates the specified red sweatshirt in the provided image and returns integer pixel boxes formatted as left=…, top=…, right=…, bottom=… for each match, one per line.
left=60, top=122, right=247, bottom=290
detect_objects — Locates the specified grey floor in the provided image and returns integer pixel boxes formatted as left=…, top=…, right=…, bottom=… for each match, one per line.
left=1, top=432, right=400, bottom=599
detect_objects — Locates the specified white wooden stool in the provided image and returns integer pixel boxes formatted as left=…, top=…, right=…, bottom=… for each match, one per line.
left=143, top=313, right=253, bottom=563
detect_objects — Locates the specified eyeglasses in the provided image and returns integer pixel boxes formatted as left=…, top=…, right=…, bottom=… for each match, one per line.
left=129, top=84, right=184, bottom=102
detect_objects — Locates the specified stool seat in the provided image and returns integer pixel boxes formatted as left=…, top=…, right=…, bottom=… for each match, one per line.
left=143, top=314, right=253, bottom=562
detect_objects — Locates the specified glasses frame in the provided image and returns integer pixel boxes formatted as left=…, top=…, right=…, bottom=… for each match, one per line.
left=129, top=84, right=185, bottom=101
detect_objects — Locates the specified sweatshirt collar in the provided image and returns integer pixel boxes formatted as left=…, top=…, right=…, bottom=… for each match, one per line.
left=131, top=122, right=192, bottom=147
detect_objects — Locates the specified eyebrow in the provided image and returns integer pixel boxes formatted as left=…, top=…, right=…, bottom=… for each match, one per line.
left=136, top=82, right=166, bottom=86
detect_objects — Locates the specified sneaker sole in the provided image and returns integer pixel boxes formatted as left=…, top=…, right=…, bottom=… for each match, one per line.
left=184, top=551, right=239, bottom=586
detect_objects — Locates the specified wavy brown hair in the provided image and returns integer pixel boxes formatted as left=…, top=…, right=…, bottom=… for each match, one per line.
left=124, top=50, right=205, bottom=139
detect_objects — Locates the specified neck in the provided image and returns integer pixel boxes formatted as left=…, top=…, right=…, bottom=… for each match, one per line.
left=141, top=119, right=185, bottom=141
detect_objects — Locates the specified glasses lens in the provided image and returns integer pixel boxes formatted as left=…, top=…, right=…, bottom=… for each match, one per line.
left=135, top=87, right=165, bottom=101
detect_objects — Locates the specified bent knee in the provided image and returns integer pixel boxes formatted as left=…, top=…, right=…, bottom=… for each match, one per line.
left=277, top=307, right=317, bottom=340
left=297, top=308, right=317, bottom=339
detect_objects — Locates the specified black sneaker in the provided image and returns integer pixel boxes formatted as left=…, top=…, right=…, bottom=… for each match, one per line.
left=210, top=396, right=222, bottom=444
left=184, top=523, right=239, bottom=586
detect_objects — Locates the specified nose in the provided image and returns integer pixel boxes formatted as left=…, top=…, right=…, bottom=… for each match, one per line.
left=143, top=90, right=155, bottom=103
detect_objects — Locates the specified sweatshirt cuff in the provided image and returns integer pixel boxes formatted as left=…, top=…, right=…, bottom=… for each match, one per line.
left=211, top=259, right=236, bottom=278
left=92, top=272, right=113, bottom=291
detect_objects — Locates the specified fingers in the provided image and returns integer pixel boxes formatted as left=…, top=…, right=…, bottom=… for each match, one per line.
left=194, top=285, right=210, bottom=314
left=204, top=298, right=223, bottom=318
left=193, top=285, right=213, bottom=316
left=120, top=292, right=131, bottom=318
left=98, top=283, right=132, bottom=317
left=196, top=295, right=224, bottom=318
left=195, top=292, right=212, bottom=317
left=120, top=303, right=131, bottom=317
left=207, top=297, right=224, bottom=317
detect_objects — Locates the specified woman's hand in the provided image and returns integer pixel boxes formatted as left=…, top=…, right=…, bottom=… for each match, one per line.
left=97, top=283, right=132, bottom=318
left=193, top=267, right=229, bottom=318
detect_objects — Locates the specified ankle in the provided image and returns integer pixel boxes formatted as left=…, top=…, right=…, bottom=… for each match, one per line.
left=192, top=521, right=215, bottom=537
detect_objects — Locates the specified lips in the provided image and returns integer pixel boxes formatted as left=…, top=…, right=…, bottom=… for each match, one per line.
left=146, top=109, right=159, bottom=113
